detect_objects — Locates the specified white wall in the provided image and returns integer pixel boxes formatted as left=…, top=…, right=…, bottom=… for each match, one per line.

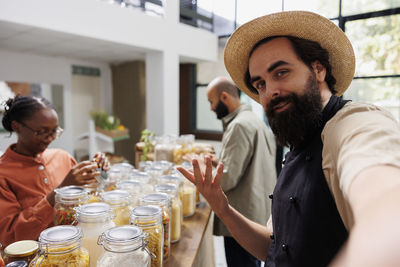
left=0, top=49, right=112, bottom=154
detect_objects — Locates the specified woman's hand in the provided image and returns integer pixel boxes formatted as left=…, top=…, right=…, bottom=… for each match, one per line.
left=177, top=155, right=229, bottom=216
left=60, top=161, right=99, bottom=187
left=92, top=152, right=110, bottom=171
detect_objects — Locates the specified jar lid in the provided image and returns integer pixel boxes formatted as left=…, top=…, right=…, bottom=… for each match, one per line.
left=74, top=202, right=111, bottom=217
left=54, top=185, right=87, bottom=199
left=131, top=205, right=162, bottom=218
left=155, top=183, right=177, bottom=193
left=116, top=180, right=143, bottom=190
left=101, top=190, right=130, bottom=204
left=103, top=225, right=143, bottom=243
left=5, top=261, right=28, bottom=267
left=39, top=225, right=82, bottom=245
left=4, top=240, right=38, bottom=257
left=160, top=175, right=182, bottom=184
left=141, top=193, right=170, bottom=205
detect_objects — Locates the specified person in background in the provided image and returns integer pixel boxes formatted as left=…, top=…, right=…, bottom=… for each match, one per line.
left=192, top=77, right=276, bottom=267
left=0, top=95, right=109, bottom=247
left=179, top=11, right=400, bottom=267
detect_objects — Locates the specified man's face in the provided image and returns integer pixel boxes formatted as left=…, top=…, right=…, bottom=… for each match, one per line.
left=248, top=37, right=323, bottom=147
left=207, top=89, right=229, bottom=120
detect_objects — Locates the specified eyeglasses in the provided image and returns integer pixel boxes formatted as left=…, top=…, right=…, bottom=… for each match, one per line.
left=19, top=121, right=63, bottom=139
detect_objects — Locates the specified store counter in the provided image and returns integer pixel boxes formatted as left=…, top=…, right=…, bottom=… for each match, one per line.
left=165, top=201, right=215, bottom=267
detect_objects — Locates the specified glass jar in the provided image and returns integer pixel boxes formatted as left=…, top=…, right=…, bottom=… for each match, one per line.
left=159, top=175, right=184, bottom=203
left=154, top=184, right=182, bottom=243
left=30, top=226, right=89, bottom=267
left=140, top=193, right=171, bottom=260
left=130, top=172, right=154, bottom=195
left=130, top=206, right=163, bottom=267
left=145, top=166, right=163, bottom=185
left=152, top=161, right=173, bottom=175
left=116, top=180, right=143, bottom=207
left=83, top=183, right=102, bottom=203
left=103, top=168, right=121, bottom=191
left=101, top=190, right=131, bottom=226
left=3, top=241, right=38, bottom=265
left=97, top=225, right=151, bottom=267
left=182, top=181, right=197, bottom=217
left=154, top=136, right=175, bottom=163
left=138, top=161, right=153, bottom=172
left=54, top=186, right=88, bottom=225
left=74, top=203, right=115, bottom=267
left=111, top=163, right=134, bottom=180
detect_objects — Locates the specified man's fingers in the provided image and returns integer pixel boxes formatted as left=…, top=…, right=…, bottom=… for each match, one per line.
left=204, top=156, right=213, bottom=183
left=192, top=159, right=204, bottom=184
left=176, top=166, right=196, bottom=184
left=213, top=163, right=224, bottom=187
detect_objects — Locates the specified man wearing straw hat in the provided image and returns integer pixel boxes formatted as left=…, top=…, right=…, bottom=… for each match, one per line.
left=178, top=11, right=400, bottom=267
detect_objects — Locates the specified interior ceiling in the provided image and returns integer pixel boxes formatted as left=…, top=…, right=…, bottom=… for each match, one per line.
left=0, top=20, right=146, bottom=64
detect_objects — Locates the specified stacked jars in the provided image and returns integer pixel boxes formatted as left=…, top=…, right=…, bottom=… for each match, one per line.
left=100, top=190, right=131, bottom=226
left=30, top=225, right=89, bottom=267
left=74, top=203, right=115, bottom=267
left=3, top=240, right=38, bottom=266
left=97, top=225, right=151, bottom=267
left=140, top=193, right=171, bottom=261
left=116, top=180, right=143, bottom=207
left=129, top=172, right=153, bottom=195
left=130, top=206, right=163, bottom=267
left=54, top=186, right=88, bottom=225
left=154, top=184, right=182, bottom=243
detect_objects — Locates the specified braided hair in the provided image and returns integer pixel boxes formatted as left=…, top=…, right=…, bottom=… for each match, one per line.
left=2, top=95, right=53, bottom=133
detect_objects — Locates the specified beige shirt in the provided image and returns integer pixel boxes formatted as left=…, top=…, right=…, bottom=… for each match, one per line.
left=214, top=105, right=277, bottom=236
left=322, top=102, right=400, bottom=230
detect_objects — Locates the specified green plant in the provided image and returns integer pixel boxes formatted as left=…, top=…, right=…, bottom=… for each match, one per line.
left=140, top=129, right=155, bottom=161
left=91, top=111, right=121, bottom=130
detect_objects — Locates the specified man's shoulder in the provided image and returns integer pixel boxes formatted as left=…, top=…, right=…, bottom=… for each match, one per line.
left=332, top=101, right=394, bottom=121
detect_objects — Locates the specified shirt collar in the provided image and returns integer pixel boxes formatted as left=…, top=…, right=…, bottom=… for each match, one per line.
left=4, top=144, right=44, bottom=164
left=221, top=105, right=251, bottom=130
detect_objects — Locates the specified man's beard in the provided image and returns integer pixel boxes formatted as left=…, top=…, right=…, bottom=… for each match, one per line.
left=266, top=73, right=323, bottom=149
left=215, top=100, right=230, bottom=119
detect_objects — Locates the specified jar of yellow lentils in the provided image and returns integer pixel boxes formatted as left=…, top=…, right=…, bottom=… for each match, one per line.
left=29, top=226, right=89, bottom=267
left=100, top=190, right=131, bottom=226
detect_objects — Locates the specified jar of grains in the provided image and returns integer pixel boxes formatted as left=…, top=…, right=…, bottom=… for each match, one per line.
left=130, top=206, right=163, bottom=267
left=74, top=203, right=115, bottom=267
left=100, top=190, right=131, bottom=226
left=54, top=186, right=88, bottom=225
left=97, top=225, right=151, bottom=267
left=29, top=226, right=89, bottom=267
left=140, top=193, right=171, bottom=261
left=154, top=183, right=182, bottom=243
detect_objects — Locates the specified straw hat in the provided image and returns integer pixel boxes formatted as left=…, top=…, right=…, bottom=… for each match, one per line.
left=224, top=11, right=355, bottom=103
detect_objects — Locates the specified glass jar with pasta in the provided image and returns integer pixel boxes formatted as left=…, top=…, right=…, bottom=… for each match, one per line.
left=54, top=186, right=88, bottom=225
left=100, top=190, right=131, bottom=226
left=130, top=206, right=163, bottom=267
left=140, top=193, right=171, bottom=261
left=74, top=203, right=115, bottom=267
left=154, top=183, right=182, bottom=243
left=97, top=225, right=151, bottom=267
left=29, top=226, right=89, bottom=267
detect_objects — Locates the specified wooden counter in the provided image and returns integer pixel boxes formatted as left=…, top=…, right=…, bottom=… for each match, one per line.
left=164, top=201, right=215, bottom=267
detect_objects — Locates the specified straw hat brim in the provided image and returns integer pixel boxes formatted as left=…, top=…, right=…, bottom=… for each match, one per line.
left=224, top=11, right=355, bottom=103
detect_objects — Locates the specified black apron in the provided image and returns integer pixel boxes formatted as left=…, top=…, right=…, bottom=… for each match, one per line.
left=266, top=95, right=349, bottom=267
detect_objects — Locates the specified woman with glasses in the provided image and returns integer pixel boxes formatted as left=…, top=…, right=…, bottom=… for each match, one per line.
left=0, top=95, right=109, bottom=247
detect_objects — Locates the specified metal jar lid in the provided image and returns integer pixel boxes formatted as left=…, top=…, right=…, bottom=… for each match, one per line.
left=4, top=240, right=38, bottom=257
left=39, top=225, right=82, bottom=245
left=74, top=202, right=112, bottom=219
